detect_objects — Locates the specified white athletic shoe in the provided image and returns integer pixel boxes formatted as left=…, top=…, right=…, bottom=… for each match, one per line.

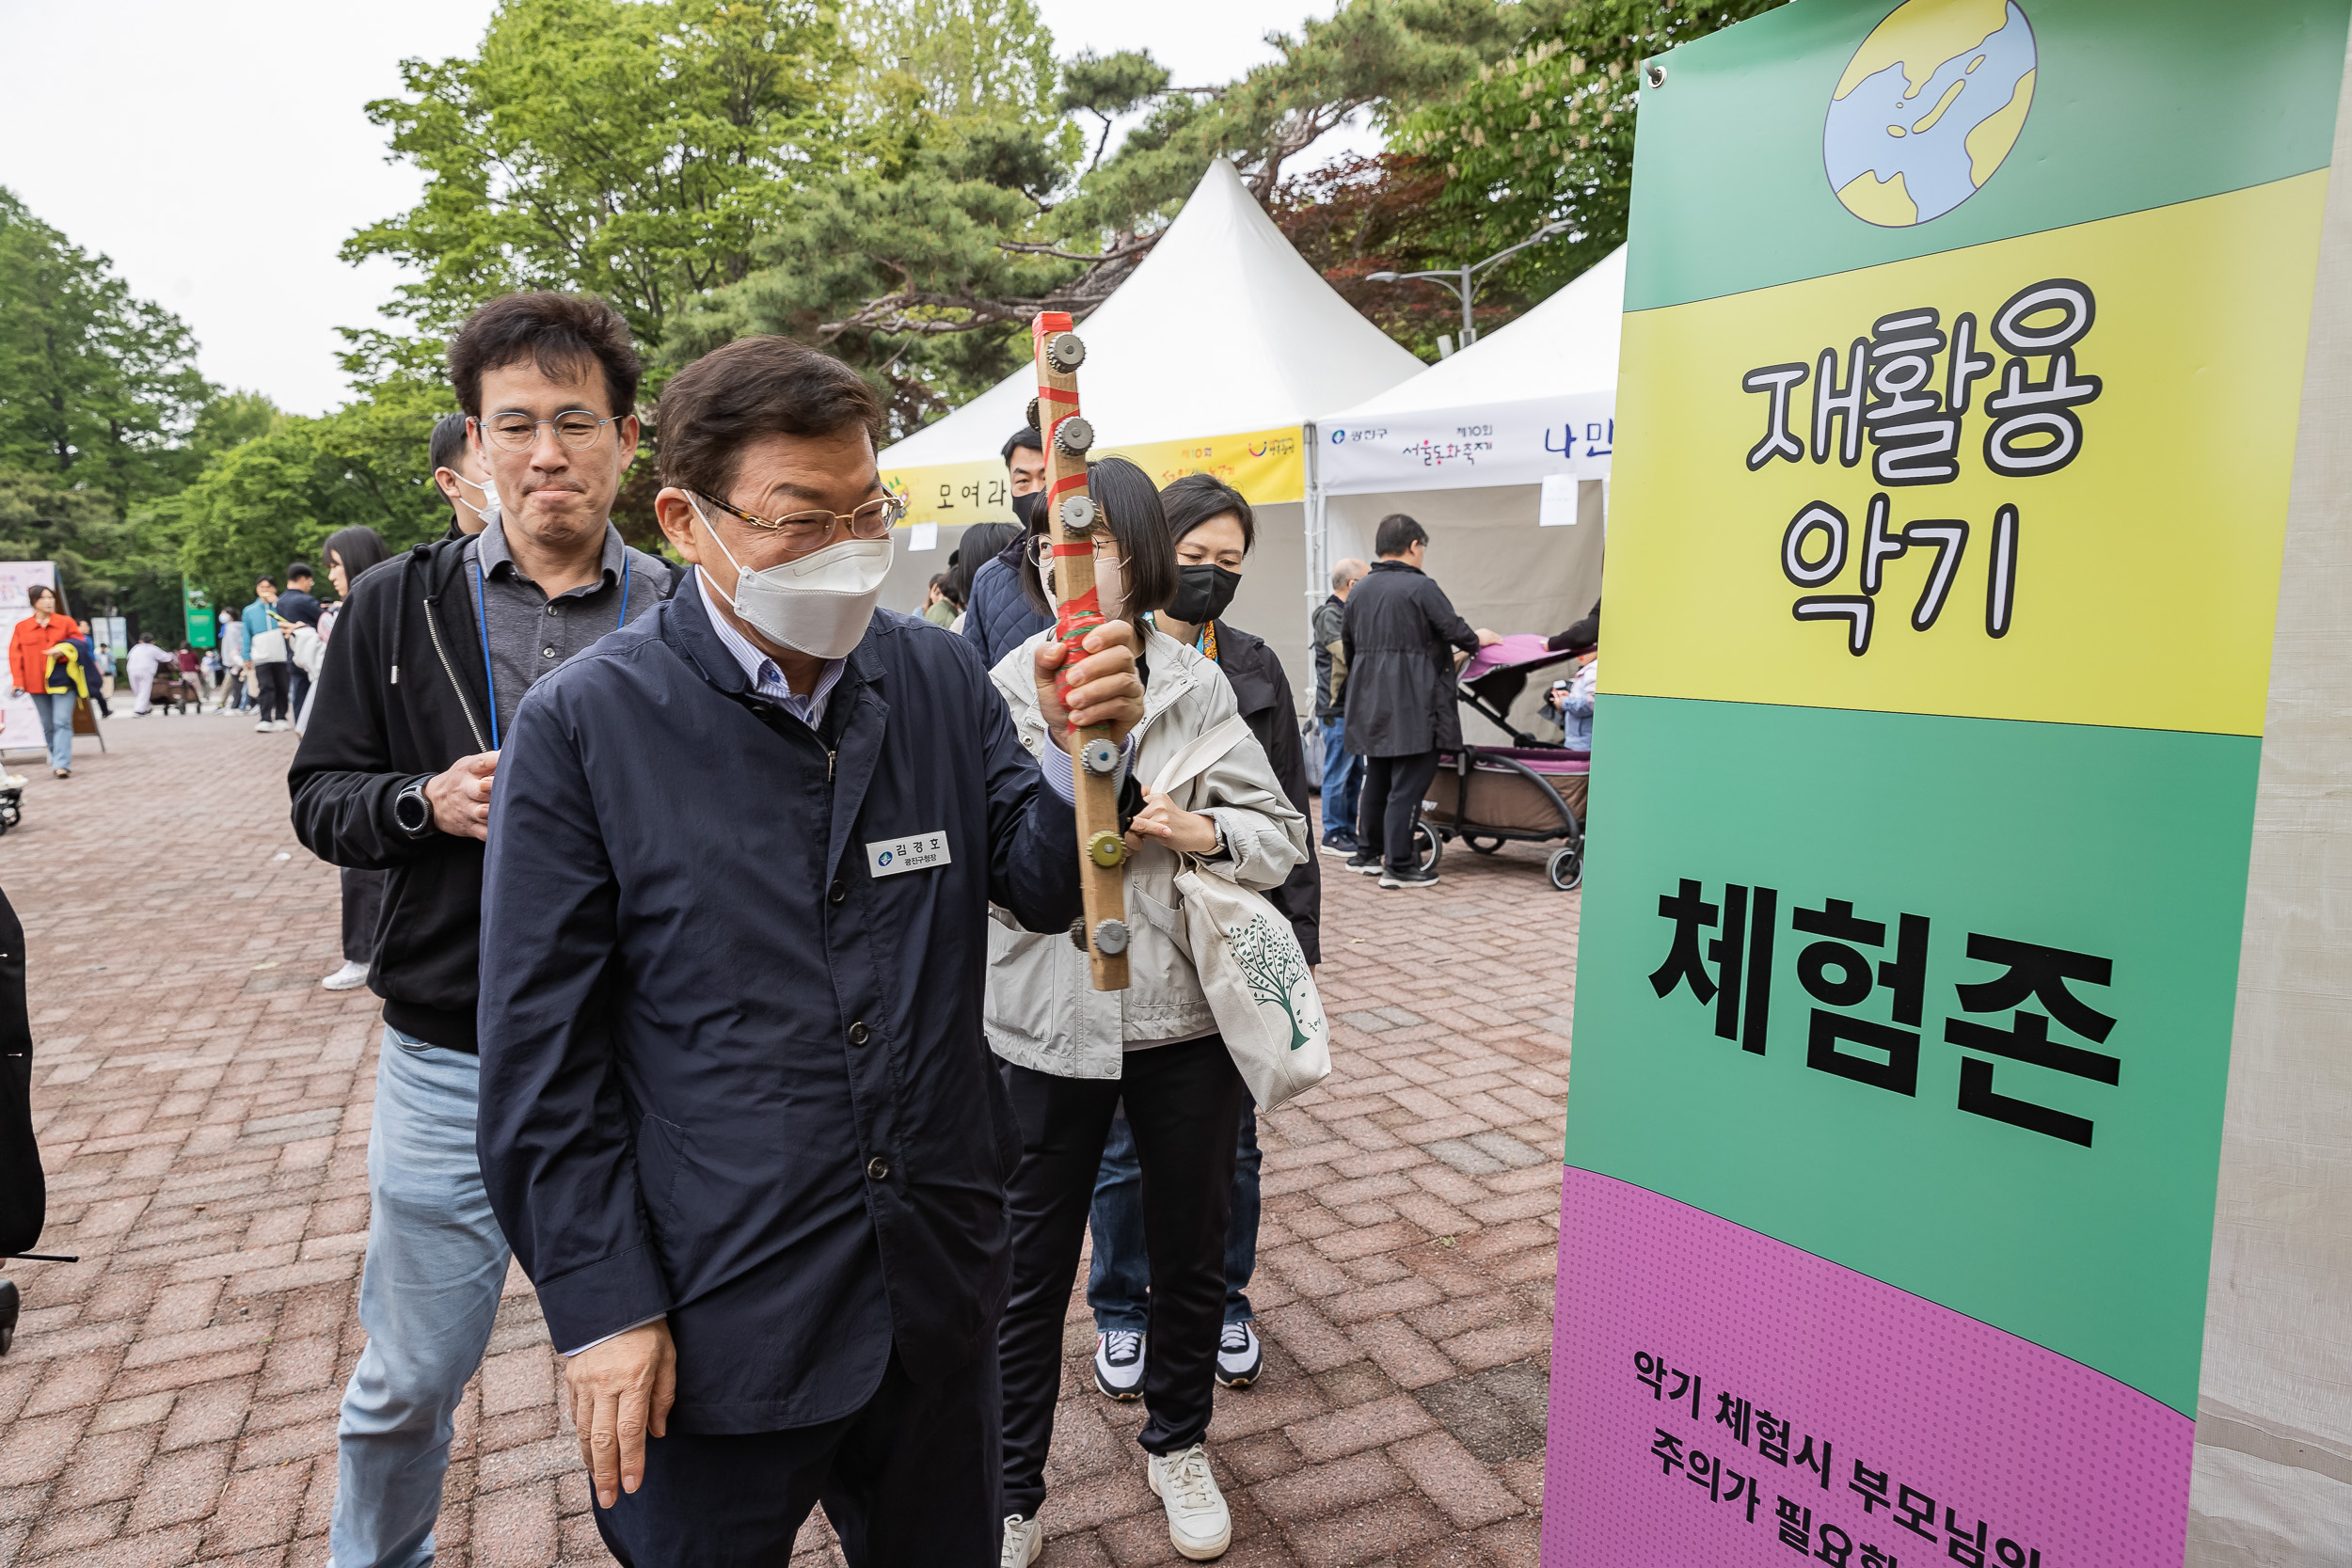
left=1214, top=1322, right=1263, bottom=1387
left=1094, top=1329, right=1145, bottom=1400
left=321, top=960, right=371, bottom=991
left=1148, top=1444, right=1232, bottom=1560
left=1000, top=1513, right=1043, bottom=1566
left=255, top=719, right=273, bottom=732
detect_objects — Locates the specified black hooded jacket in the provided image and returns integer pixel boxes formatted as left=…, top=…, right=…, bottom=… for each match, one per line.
left=288, top=535, right=668, bottom=1050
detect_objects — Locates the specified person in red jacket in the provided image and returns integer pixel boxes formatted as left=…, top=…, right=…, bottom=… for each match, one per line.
left=8, top=585, right=81, bottom=777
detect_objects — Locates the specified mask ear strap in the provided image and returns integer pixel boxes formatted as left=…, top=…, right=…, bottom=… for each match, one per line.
left=685, top=494, right=746, bottom=610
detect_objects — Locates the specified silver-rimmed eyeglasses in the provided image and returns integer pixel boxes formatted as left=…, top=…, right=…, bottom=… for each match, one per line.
left=477, top=410, right=619, bottom=451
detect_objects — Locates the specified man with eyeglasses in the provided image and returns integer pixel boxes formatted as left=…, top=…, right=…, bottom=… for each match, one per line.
left=290, top=291, right=674, bottom=1568
left=471, top=333, right=1146, bottom=1567
left=958, top=426, right=1056, bottom=671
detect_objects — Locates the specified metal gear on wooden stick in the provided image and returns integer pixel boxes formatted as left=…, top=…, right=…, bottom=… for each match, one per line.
left=1030, top=310, right=1130, bottom=991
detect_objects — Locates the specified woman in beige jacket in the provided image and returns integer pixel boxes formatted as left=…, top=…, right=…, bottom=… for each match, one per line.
left=990, top=458, right=1307, bottom=1564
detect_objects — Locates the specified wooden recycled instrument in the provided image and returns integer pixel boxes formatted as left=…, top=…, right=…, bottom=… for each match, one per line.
left=1029, top=310, right=1131, bottom=992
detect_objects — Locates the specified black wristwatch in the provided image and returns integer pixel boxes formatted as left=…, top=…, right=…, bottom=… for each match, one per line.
left=392, top=775, right=437, bottom=840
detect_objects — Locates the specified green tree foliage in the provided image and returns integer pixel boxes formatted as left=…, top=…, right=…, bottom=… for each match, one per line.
left=0, top=470, right=135, bottom=617
left=168, top=414, right=452, bottom=615
left=1063, top=1, right=1518, bottom=234
left=666, top=0, right=1103, bottom=433
left=1060, top=49, right=1174, bottom=176
left=98, top=392, right=295, bottom=641
left=1267, top=152, right=1515, bottom=360
left=1398, top=0, right=1787, bottom=298
left=0, top=188, right=214, bottom=508
left=344, top=0, right=851, bottom=351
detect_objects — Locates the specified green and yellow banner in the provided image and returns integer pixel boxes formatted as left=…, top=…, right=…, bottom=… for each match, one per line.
left=1544, top=5, right=2348, bottom=1565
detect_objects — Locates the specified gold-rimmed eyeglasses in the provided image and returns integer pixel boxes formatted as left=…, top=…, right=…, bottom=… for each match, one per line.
left=692, top=488, right=906, bottom=554
left=477, top=411, right=619, bottom=451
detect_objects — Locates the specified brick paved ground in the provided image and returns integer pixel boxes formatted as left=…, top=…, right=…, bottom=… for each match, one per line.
left=1, top=708, right=1578, bottom=1567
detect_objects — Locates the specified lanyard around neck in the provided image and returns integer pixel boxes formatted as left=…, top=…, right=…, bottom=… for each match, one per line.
left=472, top=552, right=630, bottom=751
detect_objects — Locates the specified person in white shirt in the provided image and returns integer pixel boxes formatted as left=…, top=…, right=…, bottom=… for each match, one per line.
left=125, top=635, right=173, bottom=716
left=215, top=611, right=247, bottom=712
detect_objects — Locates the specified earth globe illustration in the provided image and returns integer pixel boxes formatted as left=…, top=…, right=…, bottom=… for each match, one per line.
left=1824, top=0, right=2036, bottom=226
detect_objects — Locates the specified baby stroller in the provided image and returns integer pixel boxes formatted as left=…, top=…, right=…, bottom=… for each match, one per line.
left=1416, top=636, right=1590, bottom=891
left=150, top=669, right=200, bottom=715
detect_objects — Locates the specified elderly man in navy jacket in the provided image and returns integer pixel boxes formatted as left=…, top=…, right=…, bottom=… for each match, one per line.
left=475, top=336, right=1145, bottom=1567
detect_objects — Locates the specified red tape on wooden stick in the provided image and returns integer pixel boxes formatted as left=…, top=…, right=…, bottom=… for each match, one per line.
left=1053, top=584, right=1106, bottom=703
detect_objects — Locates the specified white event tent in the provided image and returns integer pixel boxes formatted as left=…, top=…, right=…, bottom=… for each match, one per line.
left=1311, top=246, right=1625, bottom=740
left=875, top=158, right=1425, bottom=693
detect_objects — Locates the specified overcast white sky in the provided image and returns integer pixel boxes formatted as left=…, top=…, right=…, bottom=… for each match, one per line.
left=0, top=1, right=1370, bottom=417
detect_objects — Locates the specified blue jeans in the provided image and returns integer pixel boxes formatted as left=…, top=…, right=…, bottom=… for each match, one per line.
left=1087, top=1099, right=1261, bottom=1334
left=26, top=693, right=72, bottom=772
left=1318, top=716, right=1361, bottom=841
left=332, top=1028, right=513, bottom=1568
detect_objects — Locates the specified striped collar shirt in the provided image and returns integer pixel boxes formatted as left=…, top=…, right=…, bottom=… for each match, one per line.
left=694, top=568, right=846, bottom=729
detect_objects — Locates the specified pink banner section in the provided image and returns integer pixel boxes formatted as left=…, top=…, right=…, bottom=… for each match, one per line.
left=1540, top=1168, right=2193, bottom=1568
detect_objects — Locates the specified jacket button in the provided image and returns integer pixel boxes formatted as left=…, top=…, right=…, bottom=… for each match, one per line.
left=829, top=879, right=847, bottom=906
left=866, top=1156, right=890, bottom=1180
left=847, top=1021, right=870, bottom=1047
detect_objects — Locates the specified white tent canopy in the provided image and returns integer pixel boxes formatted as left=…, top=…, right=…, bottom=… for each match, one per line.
left=1310, top=248, right=1626, bottom=743
left=876, top=159, right=1425, bottom=696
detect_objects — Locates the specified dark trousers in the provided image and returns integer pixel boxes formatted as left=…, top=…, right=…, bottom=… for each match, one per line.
left=254, top=662, right=290, bottom=722
left=1359, top=750, right=1440, bottom=871
left=593, top=1347, right=1002, bottom=1568
left=341, top=868, right=387, bottom=966
left=1087, top=1101, right=1262, bottom=1334
left=999, top=1037, right=1246, bottom=1520
left=289, top=665, right=310, bottom=722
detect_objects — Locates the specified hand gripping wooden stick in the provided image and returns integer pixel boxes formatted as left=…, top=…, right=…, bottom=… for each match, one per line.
left=1031, top=311, right=1131, bottom=992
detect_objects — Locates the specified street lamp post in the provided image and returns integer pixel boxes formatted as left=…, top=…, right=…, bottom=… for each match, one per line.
left=1368, top=220, right=1573, bottom=356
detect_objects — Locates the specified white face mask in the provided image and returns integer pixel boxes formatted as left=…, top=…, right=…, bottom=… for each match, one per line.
left=690, top=494, right=893, bottom=660
left=1036, top=546, right=1126, bottom=624
left=453, top=469, right=500, bottom=528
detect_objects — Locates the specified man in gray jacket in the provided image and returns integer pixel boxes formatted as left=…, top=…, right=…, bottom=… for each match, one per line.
left=1311, top=558, right=1366, bottom=853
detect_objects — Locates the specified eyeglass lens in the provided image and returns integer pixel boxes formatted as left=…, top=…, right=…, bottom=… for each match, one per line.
left=485, top=414, right=606, bottom=451
left=1034, top=536, right=1120, bottom=566
left=761, top=499, right=902, bottom=546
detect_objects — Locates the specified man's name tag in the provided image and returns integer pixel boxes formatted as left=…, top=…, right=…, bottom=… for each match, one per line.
left=866, top=831, right=952, bottom=878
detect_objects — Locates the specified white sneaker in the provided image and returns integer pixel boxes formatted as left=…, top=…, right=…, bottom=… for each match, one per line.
left=1093, top=1329, right=1145, bottom=1400
left=1000, top=1514, right=1043, bottom=1566
left=1214, top=1322, right=1263, bottom=1387
left=321, top=960, right=371, bottom=991
left=1147, top=1444, right=1231, bottom=1560
left=255, top=719, right=273, bottom=732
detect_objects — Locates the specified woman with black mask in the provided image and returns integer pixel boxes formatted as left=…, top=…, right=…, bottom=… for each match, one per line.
left=1155, top=476, right=1320, bottom=965
left=991, top=460, right=1308, bottom=1564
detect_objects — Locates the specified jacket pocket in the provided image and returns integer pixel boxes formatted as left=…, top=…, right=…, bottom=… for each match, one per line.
left=634, top=1113, right=689, bottom=1234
